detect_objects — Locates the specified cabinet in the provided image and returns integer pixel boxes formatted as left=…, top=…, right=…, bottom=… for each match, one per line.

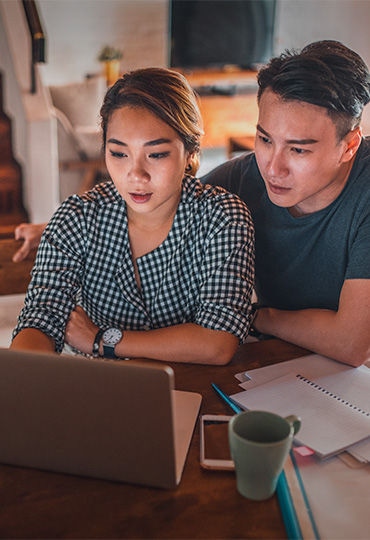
left=184, top=69, right=259, bottom=148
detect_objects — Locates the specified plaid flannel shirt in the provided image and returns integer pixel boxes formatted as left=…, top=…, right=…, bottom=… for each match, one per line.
left=14, top=177, right=255, bottom=352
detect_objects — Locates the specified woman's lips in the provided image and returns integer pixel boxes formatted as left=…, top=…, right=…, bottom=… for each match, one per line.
left=129, top=192, right=152, bottom=204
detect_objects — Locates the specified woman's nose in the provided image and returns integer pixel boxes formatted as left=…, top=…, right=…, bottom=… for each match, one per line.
left=128, top=160, right=150, bottom=182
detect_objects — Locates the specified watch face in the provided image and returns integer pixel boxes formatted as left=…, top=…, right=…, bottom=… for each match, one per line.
left=103, top=328, right=122, bottom=345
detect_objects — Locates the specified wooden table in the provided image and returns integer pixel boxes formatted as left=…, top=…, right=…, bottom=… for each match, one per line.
left=0, top=339, right=310, bottom=538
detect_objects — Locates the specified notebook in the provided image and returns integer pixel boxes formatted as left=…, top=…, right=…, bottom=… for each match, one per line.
left=231, top=354, right=370, bottom=459
left=0, top=348, right=202, bottom=489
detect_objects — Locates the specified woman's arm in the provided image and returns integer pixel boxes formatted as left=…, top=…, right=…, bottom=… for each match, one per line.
left=65, top=305, right=239, bottom=365
left=10, top=328, right=55, bottom=351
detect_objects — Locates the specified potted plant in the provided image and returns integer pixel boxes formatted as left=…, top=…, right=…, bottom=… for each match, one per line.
left=98, top=45, right=123, bottom=86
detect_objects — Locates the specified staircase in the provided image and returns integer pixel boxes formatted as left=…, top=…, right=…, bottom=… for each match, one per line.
left=0, top=72, right=28, bottom=227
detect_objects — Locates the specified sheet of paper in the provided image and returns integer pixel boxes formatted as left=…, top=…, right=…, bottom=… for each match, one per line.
left=231, top=372, right=370, bottom=458
left=294, top=451, right=370, bottom=539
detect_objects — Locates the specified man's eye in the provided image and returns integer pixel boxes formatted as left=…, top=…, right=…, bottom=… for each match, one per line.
left=258, top=135, right=271, bottom=144
left=292, top=147, right=308, bottom=155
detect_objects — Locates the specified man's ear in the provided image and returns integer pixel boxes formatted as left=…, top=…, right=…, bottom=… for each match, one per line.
left=341, top=126, right=362, bottom=163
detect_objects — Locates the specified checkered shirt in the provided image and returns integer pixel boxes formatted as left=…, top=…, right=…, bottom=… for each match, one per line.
left=13, top=177, right=255, bottom=352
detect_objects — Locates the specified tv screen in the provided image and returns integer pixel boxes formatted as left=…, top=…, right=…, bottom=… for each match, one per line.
left=169, top=0, right=276, bottom=71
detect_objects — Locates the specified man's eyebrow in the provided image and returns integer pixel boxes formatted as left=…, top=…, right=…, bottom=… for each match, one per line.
left=256, top=124, right=318, bottom=145
left=107, top=137, right=172, bottom=147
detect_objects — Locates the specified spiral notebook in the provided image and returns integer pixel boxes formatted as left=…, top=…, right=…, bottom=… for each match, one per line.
left=230, top=355, right=370, bottom=458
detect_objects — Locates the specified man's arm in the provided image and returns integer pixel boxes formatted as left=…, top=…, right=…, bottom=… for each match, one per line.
left=254, top=279, right=370, bottom=367
left=12, top=223, right=47, bottom=262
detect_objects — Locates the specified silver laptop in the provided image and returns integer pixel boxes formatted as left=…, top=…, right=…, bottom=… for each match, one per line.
left=0, top=348, right=201, bottom=489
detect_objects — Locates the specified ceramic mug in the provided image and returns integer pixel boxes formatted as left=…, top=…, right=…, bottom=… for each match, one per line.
left=228, top=410, right=301, bottom=501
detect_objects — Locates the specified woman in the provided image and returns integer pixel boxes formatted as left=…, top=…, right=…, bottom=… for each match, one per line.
left=11, top=68, right=254, bottom=364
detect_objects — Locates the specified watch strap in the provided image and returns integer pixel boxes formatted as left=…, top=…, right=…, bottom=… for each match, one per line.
left=103, top=343, right=118, bottom=359
left=92, top=328, right=104, bottom=358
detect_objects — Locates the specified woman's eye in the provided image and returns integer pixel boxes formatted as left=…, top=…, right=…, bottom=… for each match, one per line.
left=149, top=151, right=170, bottom=159
left=109, top=150, right=126, bottom=158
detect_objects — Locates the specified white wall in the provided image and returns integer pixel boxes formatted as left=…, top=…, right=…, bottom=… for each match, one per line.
left=37, top=0, right=370, bottom=132
left=0, top=0, right=60, bottom=222
left=275, top=0, right=370, bottom=65
left=2, top=0, right=370, bottom=222
left=38, top=0, right=169, bottom=86
left=274, top=0, right=370, bottom=133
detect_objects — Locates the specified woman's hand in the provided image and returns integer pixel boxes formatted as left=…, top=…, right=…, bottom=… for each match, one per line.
left=65, top=305, right=99, bottom=355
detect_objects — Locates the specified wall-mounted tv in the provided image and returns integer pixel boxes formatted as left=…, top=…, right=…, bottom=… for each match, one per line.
left=169, top=0, right=276, bottom=71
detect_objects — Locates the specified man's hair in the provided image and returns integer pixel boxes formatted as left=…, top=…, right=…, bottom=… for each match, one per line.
left=257, top=40, right=370, bottom=138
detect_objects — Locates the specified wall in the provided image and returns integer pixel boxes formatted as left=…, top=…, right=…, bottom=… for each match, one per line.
left=38, top=0, right=169, bottom=86
left=274, top=0, right=370, bottom=133
left=38, top=0, right=370, bottom=132
left=0, top=0, right=60, bottom=222
left=2, top=0, right=370, bottom=222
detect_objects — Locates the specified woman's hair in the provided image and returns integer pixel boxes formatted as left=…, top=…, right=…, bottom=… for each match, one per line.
left=257, top=40, right=370, bottom=139
left=100, top=67, right=203, bottom=175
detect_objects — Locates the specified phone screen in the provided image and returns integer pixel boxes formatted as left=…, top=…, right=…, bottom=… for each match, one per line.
left=200, top=415, right=234, bottom=470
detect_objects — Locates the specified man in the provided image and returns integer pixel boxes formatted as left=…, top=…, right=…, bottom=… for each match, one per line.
left=202, top=40, right=370, bottom=367
left=12, top=41, right=370, bottom=366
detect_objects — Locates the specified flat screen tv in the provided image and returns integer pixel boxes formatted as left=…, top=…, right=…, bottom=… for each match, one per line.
left=169, top=0, right=276, bottom=71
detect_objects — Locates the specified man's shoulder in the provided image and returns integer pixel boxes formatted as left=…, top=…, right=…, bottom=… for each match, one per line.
left=202, top=152, right=255, bottom=182
left=201, top=152, right=261, bottom=201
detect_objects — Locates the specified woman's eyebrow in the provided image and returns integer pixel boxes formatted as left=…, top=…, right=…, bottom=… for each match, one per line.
left=106, top=137, right=172, bottom=147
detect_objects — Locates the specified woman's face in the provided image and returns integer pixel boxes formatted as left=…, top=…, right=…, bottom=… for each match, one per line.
left=105, top=105, right=192, bottom=221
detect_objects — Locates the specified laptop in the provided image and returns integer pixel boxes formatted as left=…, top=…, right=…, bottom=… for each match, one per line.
left=0, top=348, right=202, bottom=489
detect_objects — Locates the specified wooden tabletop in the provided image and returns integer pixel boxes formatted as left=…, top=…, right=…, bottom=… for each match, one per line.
left=0, top=339, right=310, bottom=539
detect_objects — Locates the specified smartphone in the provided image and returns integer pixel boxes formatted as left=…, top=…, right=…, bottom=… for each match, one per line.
left=200, top=414, right=235, bottom=471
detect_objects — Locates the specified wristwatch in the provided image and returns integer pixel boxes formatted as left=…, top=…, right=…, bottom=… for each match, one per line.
left=102, top=328, right=123, bottom=359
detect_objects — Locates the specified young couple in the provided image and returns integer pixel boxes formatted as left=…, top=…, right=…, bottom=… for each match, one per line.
left=12, top=40, right=370, bottom=367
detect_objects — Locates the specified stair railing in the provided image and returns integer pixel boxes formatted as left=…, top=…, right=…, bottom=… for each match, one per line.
left=22, top=0, right=46, bottom=93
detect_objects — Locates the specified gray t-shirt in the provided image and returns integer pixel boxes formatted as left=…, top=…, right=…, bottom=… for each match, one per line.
left=202, top=138, right=370, bottom=311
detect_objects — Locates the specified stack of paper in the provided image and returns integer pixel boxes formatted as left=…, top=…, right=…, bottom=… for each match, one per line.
left=231, top=354, right=370, bottom=460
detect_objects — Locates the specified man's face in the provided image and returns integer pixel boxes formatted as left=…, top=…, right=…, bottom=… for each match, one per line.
left=255, top=89, right=357, bottom=216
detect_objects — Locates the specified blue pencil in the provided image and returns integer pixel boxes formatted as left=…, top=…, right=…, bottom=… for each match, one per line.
left=211, top=382, right=303, bottom=539
left=211, top=382, right=243, bottom=414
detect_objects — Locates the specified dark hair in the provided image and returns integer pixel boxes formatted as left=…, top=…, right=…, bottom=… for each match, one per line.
left=100, top=67, right=203, bottom=175
left=257, top=40, right=370, bottom=138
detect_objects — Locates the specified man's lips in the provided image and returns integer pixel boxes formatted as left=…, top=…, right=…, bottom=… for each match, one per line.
left=267, top=182, right=291, bottom=195
left=129, top=192, right=152, bottom=203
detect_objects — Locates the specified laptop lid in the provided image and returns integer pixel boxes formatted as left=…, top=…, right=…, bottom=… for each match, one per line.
left=0, top=348, right=201, bottom=489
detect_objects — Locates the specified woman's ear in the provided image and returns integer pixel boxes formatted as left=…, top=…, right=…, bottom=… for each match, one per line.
left=185, top=152, right=199, bottom=176
left=341, top=126, right=362, bottom=163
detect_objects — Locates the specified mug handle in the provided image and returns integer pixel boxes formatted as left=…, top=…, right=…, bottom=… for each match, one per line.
left=285, top=414, right=301, bottom=435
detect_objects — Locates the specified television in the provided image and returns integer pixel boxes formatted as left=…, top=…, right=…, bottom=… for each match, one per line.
left=169, top=0, right=276, bottom=71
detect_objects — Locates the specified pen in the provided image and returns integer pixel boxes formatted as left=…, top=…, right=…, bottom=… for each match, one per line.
left=211, top=382, right=304, bottom=540
left=211, top=382, right=242, bottom=414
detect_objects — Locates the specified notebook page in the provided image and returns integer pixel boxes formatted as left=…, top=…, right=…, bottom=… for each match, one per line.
left=347, top=436, right=370, bottom=462
left=230, top=373, right=370, bottom=458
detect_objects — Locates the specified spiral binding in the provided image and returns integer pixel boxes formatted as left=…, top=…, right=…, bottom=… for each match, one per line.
left=296, top=374, right=370, bottom=417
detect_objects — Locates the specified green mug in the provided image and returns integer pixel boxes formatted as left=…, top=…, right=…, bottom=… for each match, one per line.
left=228, top=410, right=301, bottom=501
